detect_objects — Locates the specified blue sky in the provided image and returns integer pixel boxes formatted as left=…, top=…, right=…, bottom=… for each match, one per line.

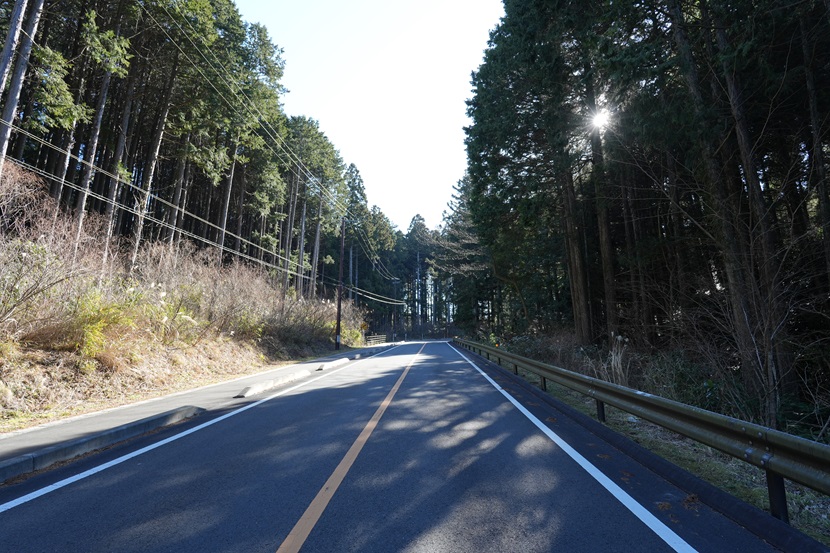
left=233, top=0, right=505, bottom=231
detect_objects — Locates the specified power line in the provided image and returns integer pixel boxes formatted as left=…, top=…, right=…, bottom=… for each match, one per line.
left=8, top=4, right=403, bottom=300
left=152, top=3, right=357, bottom=220
left=347, top=285, right=406, bottom=306
left=4, top=129, right=308, bottom=278
left=150, top=2, right=402, bottom=285
left=154, top=2, right=403, bottom=279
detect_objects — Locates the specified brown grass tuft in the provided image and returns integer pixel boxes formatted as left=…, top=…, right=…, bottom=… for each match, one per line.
left=0, top=162, right=363, bottom=432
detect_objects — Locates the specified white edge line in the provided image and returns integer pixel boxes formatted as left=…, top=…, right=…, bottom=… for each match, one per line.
left=449, top=344, right=698, bottom=553
left=0, top=346, right=404, bottom=514
left=0, top=349, right=388, bottom=440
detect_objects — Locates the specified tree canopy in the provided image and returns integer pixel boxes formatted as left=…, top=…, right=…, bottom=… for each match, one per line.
left=0, top=0, right=441, bottom=345
left=4, top=0, right=830, bottom=432
left=453, top=0, right=830, bottom=428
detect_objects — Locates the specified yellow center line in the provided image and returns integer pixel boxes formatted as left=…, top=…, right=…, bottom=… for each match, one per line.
left=275, top=343, right=426, bottom=553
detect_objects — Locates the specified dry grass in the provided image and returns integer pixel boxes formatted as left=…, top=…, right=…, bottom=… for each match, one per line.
left=0, top=333, right=334, bottom=433
left=0, top=160, right=366, bottom=432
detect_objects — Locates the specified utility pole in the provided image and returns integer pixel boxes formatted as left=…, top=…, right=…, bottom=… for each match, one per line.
left=348, top=243, right=353, bottom=300
left=335, top=217, right=345, bottom=350
left=416, top=251, right=421, bottom=333
left=392, top=278, right=398, bottom=342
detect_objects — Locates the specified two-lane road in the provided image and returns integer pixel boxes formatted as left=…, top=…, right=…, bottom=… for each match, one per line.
left=0, top=342, right=789, bottom=551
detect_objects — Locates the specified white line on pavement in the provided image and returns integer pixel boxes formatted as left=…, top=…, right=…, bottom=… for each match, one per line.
left=0, top=346, right=405, bottom=514
left=451, top=344, right=698, bottom=553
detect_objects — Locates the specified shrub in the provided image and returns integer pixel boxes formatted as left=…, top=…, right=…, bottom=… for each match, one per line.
left=0, top=162, right=42, bottom=234
left=62, top=287, right=140, bottom=372
left=3, top=164, right=367, bottom=369
left=0, top=239, right=71, bottom=338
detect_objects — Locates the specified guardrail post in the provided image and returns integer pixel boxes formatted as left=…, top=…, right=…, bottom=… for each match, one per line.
left=766, top=471, right=789, bottom=524
left=540, top=376, right=547, bottom=391
left=452, top=338, right=830, bottom=508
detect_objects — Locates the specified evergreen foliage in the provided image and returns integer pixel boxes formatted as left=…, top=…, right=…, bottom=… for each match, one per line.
left=4, top=0, right=829, bottom=434
left=0, top=0, right=452, bottom=352
left=455, top=0, right=830, bottom=430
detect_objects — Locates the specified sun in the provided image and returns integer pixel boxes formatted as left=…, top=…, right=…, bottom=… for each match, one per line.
left=592, top=110, right=610, bottom=129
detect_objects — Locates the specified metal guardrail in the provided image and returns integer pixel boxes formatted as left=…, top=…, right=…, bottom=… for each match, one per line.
left=454, top=338, right=830, bottom=524
left=365, top=334, right=386, bottom=346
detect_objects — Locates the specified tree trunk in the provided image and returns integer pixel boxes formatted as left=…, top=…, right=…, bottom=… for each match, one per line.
left=585, top=69, right=618, bottom=342
left=308, top=191, right=323, bottom=298
left=668, top=0, right=778, bottom=423
left=51, top=88, right=87, bottom=208
left=234, top=171, right=246, bottom=254
left=282, top=168, right=299, bottom=291
left=258, top=214, right=266, bottom=262
left=130, top=53, right=179, bottom=272
left=0, top=0, right=29, bottom=95
left=115, top=101, right=144, bottom=237
left=561, top=168, right=592, bottom=344
left=217, top=142, right=237, bottom=266
left=165, top=135, right=190, bottom=245
left=800, top=13, right=830, bottom=283
left=10, top=86, right=35, bottom=159
left=667, top=155, right=687, bottom=331
left=295, top=198, right=307, bottom=296
left=622, top=185, right=640, bottom=334
left=174, top=165, right=192, bottom=247
left=73, top=69, right=113, bottom=262
left=714, top=13, right=791, bottom=425
left=104, top=71, right=138, bottom=220
left=0, top=0, right=45, bottom=184
left=63, top=121, right=87, bottom=196
left=51, top=0, right=91, bottom=205
left=101, top=71, right=138, bottom=276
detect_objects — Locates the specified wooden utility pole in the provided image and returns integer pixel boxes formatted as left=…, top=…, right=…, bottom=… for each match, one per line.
left=335, top=217, right=345, bottom=350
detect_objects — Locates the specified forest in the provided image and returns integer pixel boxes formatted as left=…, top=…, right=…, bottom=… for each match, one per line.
left=2, top=0, right=830, bottom=440
left=449, top=0, right=830, bottom=436
left=0, top=0, right=451, bottom=340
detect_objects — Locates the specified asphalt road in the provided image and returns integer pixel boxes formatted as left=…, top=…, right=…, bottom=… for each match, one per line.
left=0, top=341, right=795, bottom=552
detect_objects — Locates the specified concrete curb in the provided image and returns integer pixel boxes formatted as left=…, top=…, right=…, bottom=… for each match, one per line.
left=234, top=370, right=312, bottom=398
left=234, top=346, right=394, bottom=397
left=317, top=358, right=350, bottom=371
left=0, top=346, right=395, bottom=485
left=0, top=405, right=204, bottom=484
